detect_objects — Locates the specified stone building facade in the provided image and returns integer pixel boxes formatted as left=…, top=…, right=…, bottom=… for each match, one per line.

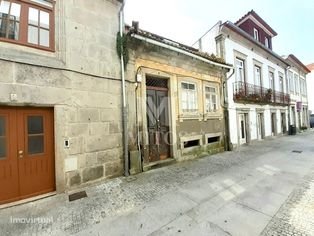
left=0, top=0, right=124, bottom=205
left=125, top=26, right=232, bottom=172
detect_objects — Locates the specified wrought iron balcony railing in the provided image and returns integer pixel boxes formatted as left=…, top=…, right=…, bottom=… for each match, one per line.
left=233, top=81, right=290, bottom=106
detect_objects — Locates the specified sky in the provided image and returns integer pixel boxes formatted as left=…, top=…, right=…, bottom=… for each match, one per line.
left=124, top=0, right=314, bottom=65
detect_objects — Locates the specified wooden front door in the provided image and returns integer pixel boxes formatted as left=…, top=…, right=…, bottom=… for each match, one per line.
left=0, top=107, right=55, bottom=204
left=146, top=88, right=170, bottom=162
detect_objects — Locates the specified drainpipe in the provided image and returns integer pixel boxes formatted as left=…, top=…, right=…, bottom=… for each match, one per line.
left=223, top=68, right=235, bottom=151
left=285, top=66, right=291, bottom=133
left=119, top=0, right=129, bottom=176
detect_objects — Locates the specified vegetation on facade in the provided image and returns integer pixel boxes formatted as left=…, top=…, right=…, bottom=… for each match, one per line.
left=116, top=32, right=129, bottom=68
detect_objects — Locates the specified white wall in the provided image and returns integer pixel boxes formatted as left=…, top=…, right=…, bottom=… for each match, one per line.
left=224, top=38, right=288, bottom=146
left=307, top=70, right=314, bottom=113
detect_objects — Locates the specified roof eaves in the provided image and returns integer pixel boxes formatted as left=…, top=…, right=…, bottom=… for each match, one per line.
left=287, top=54, right=311, bottom=73
left=128, top=27, right=233, bottom=68
left=223, top=21, right=288, bottom=66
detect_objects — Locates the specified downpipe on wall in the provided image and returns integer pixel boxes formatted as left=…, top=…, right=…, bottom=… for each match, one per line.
left=119, top=0, right=129, bottom=176
left=222, top=68, right=234, bottom=151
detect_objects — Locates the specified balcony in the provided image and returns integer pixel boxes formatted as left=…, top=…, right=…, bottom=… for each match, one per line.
left=233, top=81, right=290, bottom=106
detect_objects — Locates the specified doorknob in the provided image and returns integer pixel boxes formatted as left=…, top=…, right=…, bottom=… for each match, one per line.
left=18, top=150, right=24, bottom=159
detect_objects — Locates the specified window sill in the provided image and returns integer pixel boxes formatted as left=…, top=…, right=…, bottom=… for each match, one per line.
left=203, top=114, right=223, bottom=120
left=179, top=114, right=202, bottom=122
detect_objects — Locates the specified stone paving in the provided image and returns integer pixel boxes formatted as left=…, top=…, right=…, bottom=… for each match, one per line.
left=0, top=131, right=314, bottom=236
left=0, top=145, right=259, bottom=235
left=261, top=170, right=314, bottom=236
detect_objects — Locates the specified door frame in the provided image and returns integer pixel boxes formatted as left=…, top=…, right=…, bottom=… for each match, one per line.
left=271, top=112, right=277, bottom=136
left=236, top=109, right=250, bottom=145
left=0, top=106, right=56, bottom=205
left=256, top=112, right=265, bottom=140
left=141, top=70, right=174, bottom=165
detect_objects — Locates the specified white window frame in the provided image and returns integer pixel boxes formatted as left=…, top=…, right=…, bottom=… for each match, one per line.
left=289, top=71, right=294, bottom=93
left=265, top=37, right=269, bottom=48
left=236, top=58, right=245, bottom=83
left=254, top=65, right=262, bottom=87
left=294, top=74, right=299, bottom=95
left=204, top=85, right=219, bottom=114
left=269, top=71, right=275, bottom=90
left=254, top=28, right=259, bottom=41
left=180, top=81, right=198, bottom=115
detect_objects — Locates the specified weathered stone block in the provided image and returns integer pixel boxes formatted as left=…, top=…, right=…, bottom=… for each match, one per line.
left=109, top=122, right=120, bottom=134
left=78, top=108, right=99, bottom=122
left=101, top=109, right=121, bottom=122
left=82, top=166, right=104, bottom=183
left=69, top=171, right=81, bottom=187
left=105, top=161, right=123, bottom=177
left=69, top=137, right=84, bottom=155
left=85, top=152, right=97, bottom=167
left=85, top=134, right=122, bottom=152
left=97, top=148, right=123, bottom=164
left=69, top=123, right=88, bottom=136
left=89, top=122, right=109, bottom=135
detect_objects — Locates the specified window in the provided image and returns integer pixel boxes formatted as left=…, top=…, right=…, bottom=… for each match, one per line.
left=254, top=65, right=262, bottom=86
left=269, top=71, right=274, bottom=90
left=205, top=86, right=218, bottom=113
left=279, top=75, right=284, bottom=93
left=294, top=74, right=299, bottom=95
left=181, top=82, right=198, bottom=113
left=236, top=58, right=245, bottom=83
left=265, top=37, right=269, bottom=48
left=300, top=78, right=307, bottom=96
left=0, top=0, right=54, bottom=50
left=289, top=71, right=294, bottom=93
left=253, top=28, right=259, bottom=41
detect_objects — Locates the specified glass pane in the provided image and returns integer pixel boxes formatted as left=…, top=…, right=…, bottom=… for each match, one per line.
left=0, top=18, right=7, bottom=38
left=0, top=1, right=10, bottom=15
left=28, top=116, right=43, bottom=134
left=28, top=7, right=38, bottom=25
left=188, top=84, right=195, bottom=90
left=0, top=137, right=6, bottom=159
left=10, top=3, right=21, bottom=21
left=28, top=135, right=44, bottom=155
left=0, top=117, right=5, bottom=136
left=181, top=83, right=188, bottom=89
left=39, top=28, right=49, bottom=47
left=7, top=21, right=19, bottom=40
left=28, top=25, right=38, bottom=44
left=40, top=11, right=49, bottom=28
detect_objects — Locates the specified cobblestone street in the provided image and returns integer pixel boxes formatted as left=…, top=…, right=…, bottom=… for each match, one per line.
left=0, top=131, right=314, bottom=236
left=262, top=170, right=314, bottom=236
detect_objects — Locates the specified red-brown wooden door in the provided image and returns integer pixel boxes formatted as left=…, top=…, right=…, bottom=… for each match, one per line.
left=0, top=107, right=55, bottom=204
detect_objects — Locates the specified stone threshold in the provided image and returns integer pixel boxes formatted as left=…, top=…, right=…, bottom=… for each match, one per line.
left=0, top=191, right=57, bottom=210
left=143, top=158, right=176, bottom=172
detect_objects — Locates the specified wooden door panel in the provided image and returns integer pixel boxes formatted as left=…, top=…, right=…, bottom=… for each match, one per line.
left=18, top=108, right=55, bottom=199
left=146, top=89, right=170, bottom=162
left=0, top=108, right=19, bottom=204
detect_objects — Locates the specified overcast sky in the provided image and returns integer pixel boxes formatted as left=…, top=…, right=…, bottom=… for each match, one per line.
left=124, top=0, right=314, bottom=65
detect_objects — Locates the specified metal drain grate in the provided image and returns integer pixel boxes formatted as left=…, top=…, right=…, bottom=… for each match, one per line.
left=292, top=150, right=302, bottom=153
left=69, top=191, right=87, bottom=202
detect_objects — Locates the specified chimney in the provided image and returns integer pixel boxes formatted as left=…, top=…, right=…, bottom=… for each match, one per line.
left=132, top=21, right=139, bottom=32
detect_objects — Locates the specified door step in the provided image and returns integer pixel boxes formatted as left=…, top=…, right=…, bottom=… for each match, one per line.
left=143, top=158, right=176, bottom=172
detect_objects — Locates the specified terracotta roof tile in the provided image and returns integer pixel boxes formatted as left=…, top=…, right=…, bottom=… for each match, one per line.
left=307, top=63, right=314, bottom=71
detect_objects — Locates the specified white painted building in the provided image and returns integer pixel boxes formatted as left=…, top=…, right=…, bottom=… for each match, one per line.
left=306, top=64, right=314, bottom=114
left=194, top=10, right=291, bottom=149
left=283, top=55, right=311, bottom=130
